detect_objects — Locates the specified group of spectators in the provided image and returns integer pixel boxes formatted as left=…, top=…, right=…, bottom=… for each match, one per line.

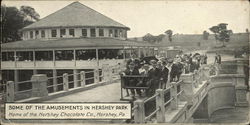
left=120, top=53, right=208, bottom=99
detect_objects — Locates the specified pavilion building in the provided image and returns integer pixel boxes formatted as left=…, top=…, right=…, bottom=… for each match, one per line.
left=1, top=2, right=158, bottom=93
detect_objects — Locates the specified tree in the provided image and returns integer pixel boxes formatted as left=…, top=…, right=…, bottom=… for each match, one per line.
left=209, top=23, right=232, bottom=47
left=1, top=5, right=40, bottom=43
left=20, top=6, right=40, bottom=21
left=142, top=33, right=155, bottom=43
left=155, top=34, right=165, bottom=42
left=203, top=30, right=209, bottom=40
left=164, top=29, right=173, bottom=42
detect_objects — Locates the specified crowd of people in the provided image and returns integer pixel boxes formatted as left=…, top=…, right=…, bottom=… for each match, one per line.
left=120, top=53, right=209, bottom=99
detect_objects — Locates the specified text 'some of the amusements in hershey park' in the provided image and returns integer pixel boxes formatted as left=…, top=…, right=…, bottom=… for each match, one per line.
left=5, top=103, right=131, bottom=119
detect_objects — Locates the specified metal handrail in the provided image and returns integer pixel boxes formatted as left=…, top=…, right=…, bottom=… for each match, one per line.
left=85, top=71, right=95, bottom=74
left=68, top=81, right=74, bottom=84
left=164, top=85, right=172, bottom=94
left=164, top=97, right=173, bottom=106
left=85, top=77, right=94, bottom=80
left=144, top=107, right=160, bottom=121
left=57, top=83, right=64, bottom=86
left=67, top=73, right=76, bottom=77
left=15, top=89, right=33, bottom=94
left=177, top=90, right=184, bottom=97
left=132, top=104, right=138, bottom=111
left=16, top=80, right=32, bottom=85
left=144, top=93, right=159, bottom=103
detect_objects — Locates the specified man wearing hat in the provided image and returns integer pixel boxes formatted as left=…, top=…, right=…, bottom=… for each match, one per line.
left=147, top=59, right=160, bottom=95
left=123, top=61, right=140, bottom=98
left=157, top=60, right=169, bottom=89
left=168, top=58, right=181, bottom=82
left=126, top=54, right=141, bottom=70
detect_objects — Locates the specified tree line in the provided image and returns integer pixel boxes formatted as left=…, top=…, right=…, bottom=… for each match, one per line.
left=1, top=5, right=40, bottom=43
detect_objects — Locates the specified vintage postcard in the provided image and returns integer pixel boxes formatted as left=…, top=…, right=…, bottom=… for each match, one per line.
left=0, top=0, right=249, bottom=124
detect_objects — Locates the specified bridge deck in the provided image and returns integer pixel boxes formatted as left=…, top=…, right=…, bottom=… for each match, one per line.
left=44, top=82, right=125, bottom=102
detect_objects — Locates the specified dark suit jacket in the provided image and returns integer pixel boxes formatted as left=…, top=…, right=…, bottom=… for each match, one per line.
left=148, top=68, right=160, bottom=80
left=159, top=67, right=169, bottom=83
left=170, top=64, right=178, bottom=76
left=123, top=68, right=140, bottom=87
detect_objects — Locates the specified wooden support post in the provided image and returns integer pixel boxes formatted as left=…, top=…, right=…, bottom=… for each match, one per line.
left=156, top=89, right=165, bottom=122
left=106, top=66, right=112, bottom=83
left=31, top=74, right=48, bottom=97
left=134, top=100, right=145, bottom=123
left=73, top=69, right=78, bottom=88
left=94, top=69, right=99, bottom=84
left=52, top=69, right=57, bottom=92
left=80, top=71, right=86, bottom=87
left=63, top=73, right=69, bottom=91
left=170, top=82, right=178, bottom=110
left=14, top=70, right=19, bottom=92
left=6, top=81, right=15, bottom=102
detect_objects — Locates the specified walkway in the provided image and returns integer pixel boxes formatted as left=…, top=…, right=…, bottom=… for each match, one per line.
left=45, top=82, right=125, bottom=102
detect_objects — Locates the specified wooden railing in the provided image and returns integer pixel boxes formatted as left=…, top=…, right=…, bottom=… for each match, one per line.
left=3, top=64, right=122, bottom=102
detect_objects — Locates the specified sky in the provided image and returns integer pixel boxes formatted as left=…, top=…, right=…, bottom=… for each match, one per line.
left=2, top=0, right=250, bottom=37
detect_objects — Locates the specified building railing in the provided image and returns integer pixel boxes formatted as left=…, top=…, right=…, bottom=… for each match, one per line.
left=3, top=64, right=122, bottom=102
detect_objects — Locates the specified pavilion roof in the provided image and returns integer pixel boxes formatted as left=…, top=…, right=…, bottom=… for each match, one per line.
left=2, top=38, right=156, bottom=50
left=22, top=2, right=129, bottom=30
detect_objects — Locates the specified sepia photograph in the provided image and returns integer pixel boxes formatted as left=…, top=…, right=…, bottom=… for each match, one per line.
left=0, top=0, right=249, bottom=124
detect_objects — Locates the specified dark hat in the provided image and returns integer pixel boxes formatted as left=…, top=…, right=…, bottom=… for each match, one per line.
left=150, top=60, right=157, bottom=64
left=167, top=58, right=174, bottom=63
left=129, top=61, right=135, bottom=65
left=140, top=60, right=150, bottom=65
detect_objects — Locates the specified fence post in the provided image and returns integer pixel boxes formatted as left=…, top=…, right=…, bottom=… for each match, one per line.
left=134, top=100, right=145, bottom=123
left=6, top=81, right=15, bottom=102
left=193, top=70, right=198, bottom=88
left=170, top=82, right=178, bottom=110
left=31, top=74, right=48, bottom=97
left=102, top=64, right=109, bottom=82
left=107, top=66, right=112, bottom=83
left=94, top=69, right=99, bottom=84
left=156, top=89, right=165, bottom=123
left=198, top=69, right=202, bottom=84
left=63, top=73, right=69, bottom=91
left=80, top=71, right=86, bottom=87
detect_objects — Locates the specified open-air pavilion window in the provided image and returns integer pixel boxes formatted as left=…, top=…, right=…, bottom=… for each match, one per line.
left=35, top=30, right=39, bottom=38
left=41, top=30, right=45, bottom=38
left=109, top=29, right=113, bottom=37
left=35, top=51, right=53, bottom=61
left=90, top=28, right=96, bottom=37
left=69, top=29, right=75, bottom=37
left=76, top=49, right=96, bottom=60
left=2, top=52, right=15, bottom=61
left=2, top=70, right=14, bottom=82
left=124, top=47, right=131, bottom=59
left=55, top=50, right=74, bottom=61
left=16, top=51, right=33, bottom=61
left=131, top=48, right=139, bottom=58
left=119, top=30, right=122, bottom=37
left=114, top=29, right=118, bottom=37
left=82, top=29, right=87, bottom=37
left=98, top=49, right=124, bottom=60
left=30, top=31, right=33, bottom=39
left=99, top=29, right=104, bottom=37
left=51, top=29, right=57, bottom=37
left=60, top=29, right=66, bottom=37
left=149, top=48, right=154, bottom=56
